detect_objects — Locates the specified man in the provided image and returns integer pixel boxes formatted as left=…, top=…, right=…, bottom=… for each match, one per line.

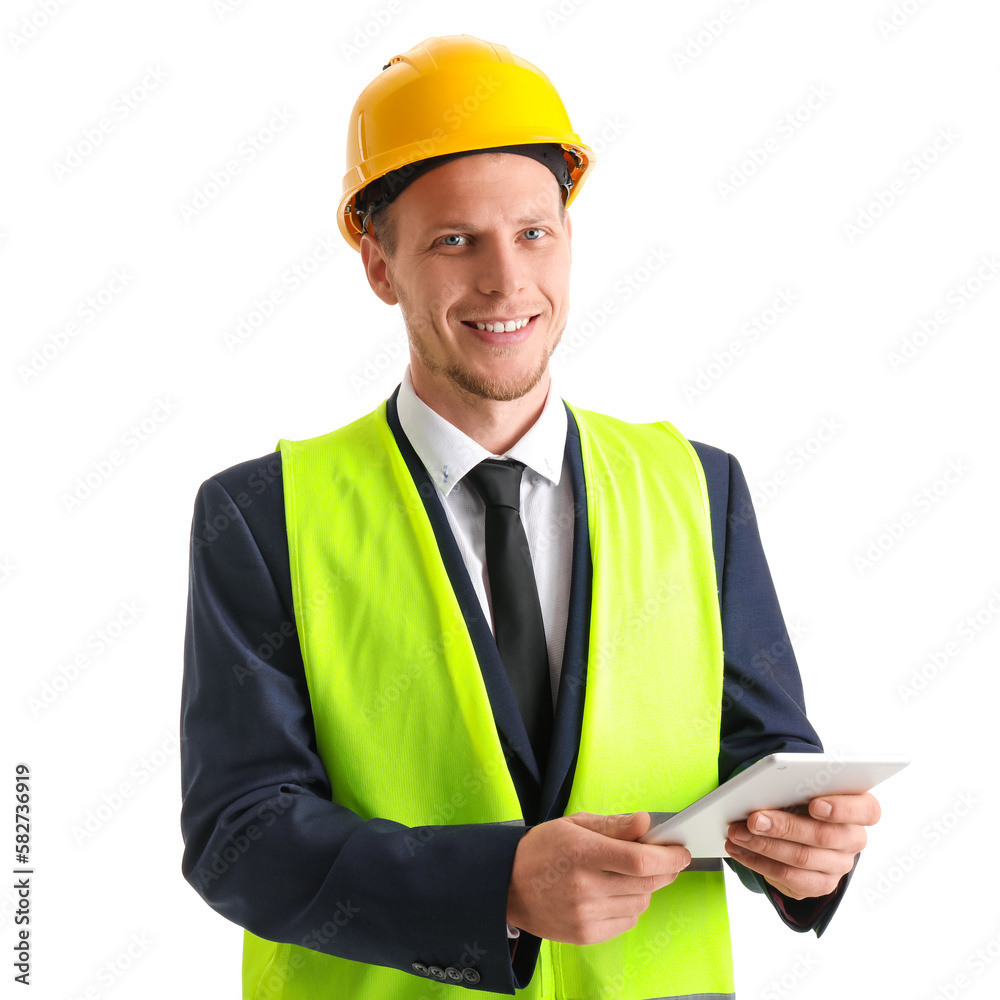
left=180, top=34, right=880, bottom=999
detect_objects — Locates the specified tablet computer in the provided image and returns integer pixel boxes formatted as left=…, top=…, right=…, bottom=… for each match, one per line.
left=639, top=752, right=910, bottom=857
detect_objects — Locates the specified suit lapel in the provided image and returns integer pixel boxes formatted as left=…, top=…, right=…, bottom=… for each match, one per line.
left=540, top=406, right=591, bottom=820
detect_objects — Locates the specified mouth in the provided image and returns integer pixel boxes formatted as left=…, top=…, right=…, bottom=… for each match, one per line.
left=460, top=314, right=540, bottom=344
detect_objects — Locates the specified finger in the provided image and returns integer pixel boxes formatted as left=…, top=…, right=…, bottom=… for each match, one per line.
left=596, top=838, right=692, bottom=880
left=724, top=831, right=853, bottom=877
left=723, top=840, right=845, bottom=898
left=596, top=868, right=683, bottom=897
left=566, top=810, right=652, bottom=841
left=732, top=808, right=867, bottom=853
left=567, top=912, right=650, bottom=946
left=565, top=813, right=692, bottom=877
left=807, top=792, right=881, bottom=826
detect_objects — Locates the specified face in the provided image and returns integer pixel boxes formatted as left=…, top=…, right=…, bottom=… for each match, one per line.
left=360, top=152, right=572, bottom=404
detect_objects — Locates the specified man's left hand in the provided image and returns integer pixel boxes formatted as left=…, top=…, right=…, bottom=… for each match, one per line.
left=724, top=792, right=881, bottom=900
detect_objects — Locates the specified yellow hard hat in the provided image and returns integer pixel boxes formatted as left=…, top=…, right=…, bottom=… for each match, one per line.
left=338, top=34, right=595, bottom=251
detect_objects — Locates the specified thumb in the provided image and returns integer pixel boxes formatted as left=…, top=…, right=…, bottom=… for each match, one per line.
left=567, top=810, right=652, bottom=841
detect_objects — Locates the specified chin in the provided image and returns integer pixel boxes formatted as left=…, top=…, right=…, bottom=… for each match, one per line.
left=447, top=358, right=548, bottom=403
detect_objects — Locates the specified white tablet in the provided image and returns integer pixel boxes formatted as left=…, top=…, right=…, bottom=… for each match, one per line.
left=639, top=752, right=910, bottom=857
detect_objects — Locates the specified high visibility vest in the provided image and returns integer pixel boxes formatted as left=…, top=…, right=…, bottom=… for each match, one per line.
left=243, top=399, right=734, bottom=1000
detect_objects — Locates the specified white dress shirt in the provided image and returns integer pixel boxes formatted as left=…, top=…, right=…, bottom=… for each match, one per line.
left=396, top=365, right=575, bottom=708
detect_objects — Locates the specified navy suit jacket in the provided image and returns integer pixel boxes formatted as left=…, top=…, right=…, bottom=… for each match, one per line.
left=180, top=389, right=855, bottom=992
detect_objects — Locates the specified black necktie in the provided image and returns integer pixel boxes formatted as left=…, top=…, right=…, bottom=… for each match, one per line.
left=464, top=459, right=554, bottom=773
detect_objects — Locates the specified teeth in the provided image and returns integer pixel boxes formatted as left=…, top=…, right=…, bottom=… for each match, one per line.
left=473, top=317, right=532, bottom=332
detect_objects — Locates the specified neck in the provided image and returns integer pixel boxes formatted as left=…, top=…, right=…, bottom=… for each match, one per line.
left=408, top=366, right=551, bottom=456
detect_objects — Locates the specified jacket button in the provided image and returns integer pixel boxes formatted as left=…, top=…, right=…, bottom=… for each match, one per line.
left=428, top=966, right=446, bottom=980
left=445, top=967, right=463, bottom=981
left=463, top=968, right=481, bottom=984
left=411, top=962, right=428, bottom=975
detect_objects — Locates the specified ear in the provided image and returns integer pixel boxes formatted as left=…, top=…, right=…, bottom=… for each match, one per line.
left=360, top=233, right=399, bottom=306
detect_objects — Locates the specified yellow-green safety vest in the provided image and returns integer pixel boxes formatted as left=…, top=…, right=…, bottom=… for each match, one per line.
left=243, top=399, right=735, bottom=1000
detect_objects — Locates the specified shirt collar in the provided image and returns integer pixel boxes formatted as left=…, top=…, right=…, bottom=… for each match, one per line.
left=396, top=365, right=567, bottom=497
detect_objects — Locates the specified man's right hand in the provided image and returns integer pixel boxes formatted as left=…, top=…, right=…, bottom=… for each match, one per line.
left=505, top=811, right=691, bottom=945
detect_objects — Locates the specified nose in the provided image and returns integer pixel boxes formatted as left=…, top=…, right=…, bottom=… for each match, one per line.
left=476, top=237, right=527, bottom=298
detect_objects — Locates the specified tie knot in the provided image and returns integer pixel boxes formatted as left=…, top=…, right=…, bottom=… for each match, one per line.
left=465, top=459, right=525, bottom=511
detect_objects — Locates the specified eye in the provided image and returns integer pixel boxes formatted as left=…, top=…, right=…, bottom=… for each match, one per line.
left=440, top=234, right=468, bottom=247
left=524, top=228, right=544, bottom=240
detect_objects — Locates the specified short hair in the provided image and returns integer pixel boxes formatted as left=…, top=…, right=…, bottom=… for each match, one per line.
left=369, top=200, right=398, bottom=259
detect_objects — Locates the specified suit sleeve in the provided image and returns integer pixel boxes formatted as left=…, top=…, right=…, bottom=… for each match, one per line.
left=691, top=442, right=858, bottom=937
left=179, top=455, right=524, bottom=992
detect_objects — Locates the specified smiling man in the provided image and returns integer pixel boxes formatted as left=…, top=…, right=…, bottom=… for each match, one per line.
left=362, top=150, right=571, bottom=452
left=180, top=34, right=880, bottom=1000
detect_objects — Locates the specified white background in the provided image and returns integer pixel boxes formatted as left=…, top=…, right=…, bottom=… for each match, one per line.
left=4, top=0, right=998, bottom=997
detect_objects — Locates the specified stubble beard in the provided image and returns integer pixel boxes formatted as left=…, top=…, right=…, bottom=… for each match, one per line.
left=405, top=311, right=564, bottom=403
